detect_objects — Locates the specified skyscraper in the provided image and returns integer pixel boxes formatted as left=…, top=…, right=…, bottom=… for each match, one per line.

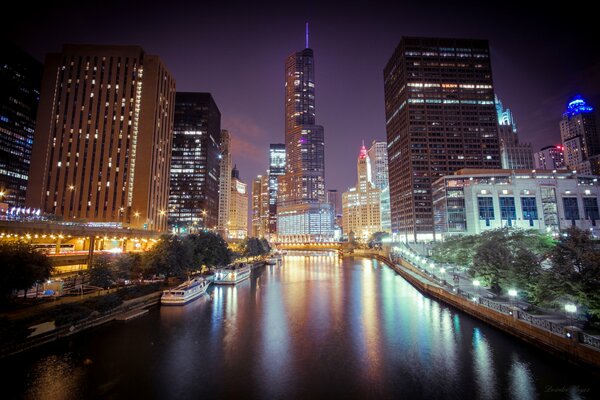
left=229, top=165, right=248, bottom=239
left=268, top=143, right=285, bottom=234
left=0, top=43, right=42, bottom=208
left=367, top=140, right=391, bottom=233
left=534, top=145, right=565, bottom=170
left=342, top=144, right=382, bottom=241
left=277, top=28, right=333, bottom=242
left=169, top=93, right=221, bottom=232
left=495, top=95, right=534, bottom=170
left=559, top=96, right=599, bottom=175
left=251, top=174, right=269, bottom=238
left=26, top=45, right=175, bottom=231
left=217, top=129, right=232, bottom=236
left=384, top=37, right=501, bottom=241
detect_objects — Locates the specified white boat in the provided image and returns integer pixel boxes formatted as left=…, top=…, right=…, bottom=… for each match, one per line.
left=214, top=263, right=252, bottom=285
left=265, top=255, right=282, bottom=265
left=161, top=277, right=210, bottom=305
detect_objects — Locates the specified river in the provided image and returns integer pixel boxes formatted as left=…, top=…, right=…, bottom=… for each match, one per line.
left=3, top=254, right=598, bottom=399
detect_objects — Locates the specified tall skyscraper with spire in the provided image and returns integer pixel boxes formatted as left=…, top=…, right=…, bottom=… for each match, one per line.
left=277, top=25, right=333, bottom=242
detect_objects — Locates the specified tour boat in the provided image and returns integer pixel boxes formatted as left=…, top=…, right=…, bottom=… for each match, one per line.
left=161, top=277, right=210, bottom=305
left=265, top=255, right=282, bottom=265
left=214, top=263, right=252, bottom=285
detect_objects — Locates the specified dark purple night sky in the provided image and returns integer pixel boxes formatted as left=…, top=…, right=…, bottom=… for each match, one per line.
left=4, top=0, right=600, bottom=192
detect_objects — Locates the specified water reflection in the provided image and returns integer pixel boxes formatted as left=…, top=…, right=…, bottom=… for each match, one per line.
left=472, top=327, right=497, bottom=399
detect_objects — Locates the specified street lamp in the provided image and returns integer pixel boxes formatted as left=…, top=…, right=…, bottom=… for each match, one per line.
left=440, top=267, right=446, bottom=285
left=508, top=289, right=517, bottom=307
left=473, top=279, right=481, bottom=301
left=565, top=304, right=577, bottom=326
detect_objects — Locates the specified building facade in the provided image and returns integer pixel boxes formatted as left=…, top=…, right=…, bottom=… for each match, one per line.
left=384, top=37, right=501, bottom=242
left=268, top=143, right=285, bottom=235
left=560, top=96, right=599, bottom=176
left=277, top=38, right=333, bottom=241
left=168, top=93, right=221, bottom=232
left=495, top=96, right=533, bottom=170
left=217, top=129, right=232, bottom=236
left=0, top=43, right=42, bottom=208
left=367, top=140, right=391, bottom=233
left=26, top=45, right=175, bottom=231
left=433, top=169, right=600, bottom=238
left=342, top=144, right=382, bottom=241
left=251, top=174, right=269, bottom=238
left=534, top=145, right=565, bottom=170
left=229, top=166, right=248, bottom=239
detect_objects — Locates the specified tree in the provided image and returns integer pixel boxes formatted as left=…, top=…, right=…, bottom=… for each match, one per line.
left=0, top=241, right=53, bottom=301
left=368, top=232, right=389, bottom=248
left=185, top=232, right=232, bottom=268
left=142, top=235, right=193, bottom=278
left=470, top=240, right=512, bottom=294
left=113, top=253, right=143, bottom=280
left=89, top=254, right=116, bottom=288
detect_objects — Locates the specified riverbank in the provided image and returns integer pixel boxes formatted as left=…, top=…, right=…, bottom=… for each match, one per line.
left=351, top=250, right=600, bottom=370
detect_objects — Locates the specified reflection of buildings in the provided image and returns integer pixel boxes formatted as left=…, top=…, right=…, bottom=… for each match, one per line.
left=560, top=96, right=600, bottom=175
left=169, top=93, right=221, bottom=232
left=534, top=145, right=565, bottom=170
left=217, top=130, right=232, bottom=236
left=229, top=166, right=248, bottom=239
left=343, top=144, right=382, bottom=241
left=433, top=169, right=600, bottom=238
left=367, top=140, right=391, bottom=233
left=384, top=37, right=500, bottom=242
left=268, top=144, right=285, bottom=235
left=26, top=45, right=175, bottom=231
left=495, top=96, right=534, bottom=170
left=0, top=44, right=42, bottom=208
left=276, top=32, right=333, bottom=242
left=252, top=174, right=269, bottom=237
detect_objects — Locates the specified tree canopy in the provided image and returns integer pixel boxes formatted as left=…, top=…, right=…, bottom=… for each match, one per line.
left=0, top=241, right=53, bottom=301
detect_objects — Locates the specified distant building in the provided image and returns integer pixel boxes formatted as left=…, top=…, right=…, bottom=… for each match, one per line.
left=384, top=37, right=500, bottom=242
left=560, top=96, right=600, bottom=175
left=277, top=32, right=333, bottom=242
left=433, top=169, right=600, bottom=238
left=268, top=144, right=285, bottom=235
left=229, top=166, right=248, bottom=239
left=0, top=43, right=42, bottom=208
left=169, top=93, right=221, bottom=232
left=26, top=45, right=175, bottom=231
left=217, top=130, right=232, bottom=236
left=534, top=145, right=565, bottom=170
left=367, top=140, right=391, bottom=233
left=495, top=96, right=534, bottom=170
left=342, top=144, right=382, bottom=241
left=251, top=174, right=269, bottom=238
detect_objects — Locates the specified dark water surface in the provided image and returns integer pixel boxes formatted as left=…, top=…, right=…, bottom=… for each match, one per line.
left=3, top=255, right=598, bottom=399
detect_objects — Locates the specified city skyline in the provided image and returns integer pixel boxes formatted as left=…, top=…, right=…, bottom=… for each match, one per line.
left=4, top=1, right=599, bottom=193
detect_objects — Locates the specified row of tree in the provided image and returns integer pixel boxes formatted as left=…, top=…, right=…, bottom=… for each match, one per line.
left=0, top=241, right=53, bottom=301
left=431, top=227, right=600, bottom=320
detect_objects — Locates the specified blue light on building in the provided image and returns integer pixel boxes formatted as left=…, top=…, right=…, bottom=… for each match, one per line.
left=565, top=95, right=594, bottom=117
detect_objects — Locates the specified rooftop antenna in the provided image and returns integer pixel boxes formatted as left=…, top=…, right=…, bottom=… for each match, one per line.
left=305, top=22, right=309, bottom=48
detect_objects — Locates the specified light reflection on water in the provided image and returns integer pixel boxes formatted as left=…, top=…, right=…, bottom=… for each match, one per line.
left=5, top=255, right=598, bottom=399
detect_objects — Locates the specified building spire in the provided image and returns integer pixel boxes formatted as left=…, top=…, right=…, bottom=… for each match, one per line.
left=359, top=141, right=367, bottom=159
left=305, top=22, right=309, bottom=48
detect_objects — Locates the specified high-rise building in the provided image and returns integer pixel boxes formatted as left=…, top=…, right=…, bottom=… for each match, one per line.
left=268, top=143, right=285, bottom=234
left=168, top=93, right=221, bottom=232
left=367, top=140, right=389, bottom=190
left=342, top=144, right=382, bottom=241
left=560, top=96, right=599, bottom=175
left=277, top=29, right=333, bottom=242
left=229, top=165, right=248, bottom=239
left=534, top=145, right=565, bottom=170
left=495, top=95, right=534, bottom=170
left=217, top=129, right=232, bottom=236
left=0, top=43, right=42, bottom=208
left=326, top=189, right=342, bottom=233
left=251, top=174, right=269, bottom=237
left=26, top=45, right=175, bottom=231
left=384, top=37, right=501, bottom=242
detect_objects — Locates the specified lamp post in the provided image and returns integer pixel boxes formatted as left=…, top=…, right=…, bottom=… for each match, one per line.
left=473, top=279, right=481, bottom=302
left=565, top=304, right=577, bottom=326
left=134, top=211, right=140, bottom=227
left=440, top=267, right=446, bottom=285
left=508, top=289, right=517, bottom=307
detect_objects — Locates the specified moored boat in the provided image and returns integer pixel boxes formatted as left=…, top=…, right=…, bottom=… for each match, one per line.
left=214, top=263, right=252, bottom=285
left=161, top=277, right=210, bottom=305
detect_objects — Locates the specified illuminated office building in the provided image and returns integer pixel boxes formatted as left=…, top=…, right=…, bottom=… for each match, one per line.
left=169, top=93, right=221, bottom=232
left=560, top=96, right=599, bottom=175
left=0, top=43, right=42, bottom=208
left=384, top=37, right=500, bottom=242
left=277, top=27, right=333, bottom=241
left=217, top=129, right=232, bottom=236
left=534, top=145, right=565, bottom=171
left=495, top=95, right=534, bottom=170
left=252, top=174, right=269, bottom=237
left=26, top=45, right=175, bottom=231
left=268, top=143, right=285, bottom=234
left=367, top=140, right=391, bottom=233
left=343, top=144, right=382, bottom=241
left=229, top=165, right=248, bottom=239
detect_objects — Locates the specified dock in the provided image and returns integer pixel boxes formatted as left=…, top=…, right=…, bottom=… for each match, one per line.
left=116, top=309, right=149, bottom=321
